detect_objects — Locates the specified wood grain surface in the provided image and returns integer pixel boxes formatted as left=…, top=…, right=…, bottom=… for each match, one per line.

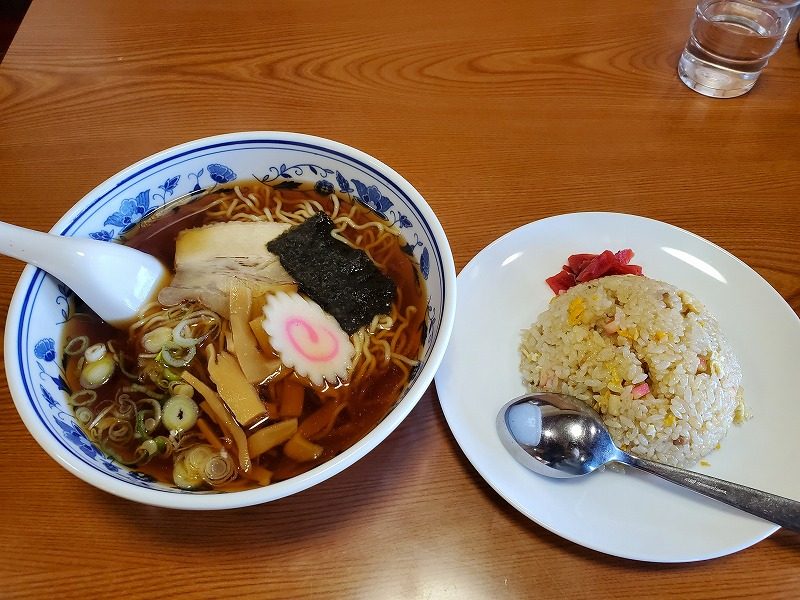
left=1, top=1, right=799, bottom=598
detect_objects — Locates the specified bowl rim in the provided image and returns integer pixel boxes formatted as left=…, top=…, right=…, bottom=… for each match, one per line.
left=4, top=131, right=457, bottom=509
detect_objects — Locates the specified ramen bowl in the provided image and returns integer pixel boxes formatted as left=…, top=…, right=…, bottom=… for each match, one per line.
left=4, top=131, right=456, bottom=509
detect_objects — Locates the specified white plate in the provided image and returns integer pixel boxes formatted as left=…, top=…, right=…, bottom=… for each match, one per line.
left=435, top=212, right=800, bottom=562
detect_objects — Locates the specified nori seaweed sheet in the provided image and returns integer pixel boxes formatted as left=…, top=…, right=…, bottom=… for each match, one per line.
left=267, top=213, right=396, bottom=334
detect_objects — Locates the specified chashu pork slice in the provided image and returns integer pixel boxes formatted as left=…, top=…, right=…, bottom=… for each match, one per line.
left=159, top=221, right=294, bottom=316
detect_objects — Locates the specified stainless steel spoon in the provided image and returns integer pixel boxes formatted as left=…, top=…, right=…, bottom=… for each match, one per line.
left=497, top=392, right=800, bottom=531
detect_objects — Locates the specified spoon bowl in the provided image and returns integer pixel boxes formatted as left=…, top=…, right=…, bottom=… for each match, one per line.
left=0, top=187, right=219, bottom=327
left=498, top=392, right=800, bottom=531
left=497, top=392, right=623, bottom=477
left=0, top=220, right=169, bottom=327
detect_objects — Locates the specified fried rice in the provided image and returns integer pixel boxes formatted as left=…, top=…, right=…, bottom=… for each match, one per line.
left=519, top=275, right=745, bottom=467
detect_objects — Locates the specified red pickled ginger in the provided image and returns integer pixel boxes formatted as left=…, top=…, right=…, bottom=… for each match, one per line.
left=546, top=249, right=643, bottom=294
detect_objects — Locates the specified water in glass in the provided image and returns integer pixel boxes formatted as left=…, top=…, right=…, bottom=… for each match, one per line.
left=678, top=0, right=798, bottom=98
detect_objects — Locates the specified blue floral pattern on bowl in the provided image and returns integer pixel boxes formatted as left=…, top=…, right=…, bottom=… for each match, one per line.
left=8, top=134, right=451, bottom=499
left=90, top=161, right=432, bottom=283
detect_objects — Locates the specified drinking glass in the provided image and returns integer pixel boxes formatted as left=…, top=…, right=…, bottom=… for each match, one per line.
left=678, top=0, right=800, bottom=98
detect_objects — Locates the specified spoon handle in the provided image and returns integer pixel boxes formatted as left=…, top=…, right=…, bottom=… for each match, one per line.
left=0, top=221, right=68, bottom=268
left=622, top=455, right=800, bottom=531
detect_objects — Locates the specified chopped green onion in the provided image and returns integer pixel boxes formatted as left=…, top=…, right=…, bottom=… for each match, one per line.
left=75, top=406, right=93, bottom=424
left=69, top=389, right=97, bottom=406
left=163, top=367, right=182, bottom=382
left=121, top=383, right=165, bottom=400
left=184, top=445, right=216, bottom=471
left=116, top=352, right=139, bottom=380
left=65, top=335, right=89, bottom=356
left=139, top=438, right=159, bottom=456
left=172, top=312, right=221, bottom=348
left=172, top=318, right=200, bottom=348
left=203, top=452, right=237, bottom=486
left=161, top=342, right=196, bottom=368
left=142, top=326, right=173, bottom=353
left=134, top=398, right=161, bottom=439
left=169, top=382, right=195, bottom=399
left=170, top=444, right=237, bottom=489
left=173, top=460, right=203, bottom=490
left=79, top=354, right=116, bottom=389
left=135, top=411, right=149, bottom=440
left=162, top=395, right=199, bottom=432
left=84, top=343, right=107, bottom=363
left=155, top=436, right=169, bottom=453
left=107, top=420, right=134, bottom=443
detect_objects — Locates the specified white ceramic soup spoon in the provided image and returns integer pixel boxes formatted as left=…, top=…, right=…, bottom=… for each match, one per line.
left=0, top=220, right=169, bottom=327
left=497, top=392, right=800, bottom=531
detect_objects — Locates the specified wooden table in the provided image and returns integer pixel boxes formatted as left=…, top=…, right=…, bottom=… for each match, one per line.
left=1, top=1, right=798, bottom=597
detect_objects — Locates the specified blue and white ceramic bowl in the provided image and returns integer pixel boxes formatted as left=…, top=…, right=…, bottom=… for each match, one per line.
left=4, top=132, right=456, bottom=509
